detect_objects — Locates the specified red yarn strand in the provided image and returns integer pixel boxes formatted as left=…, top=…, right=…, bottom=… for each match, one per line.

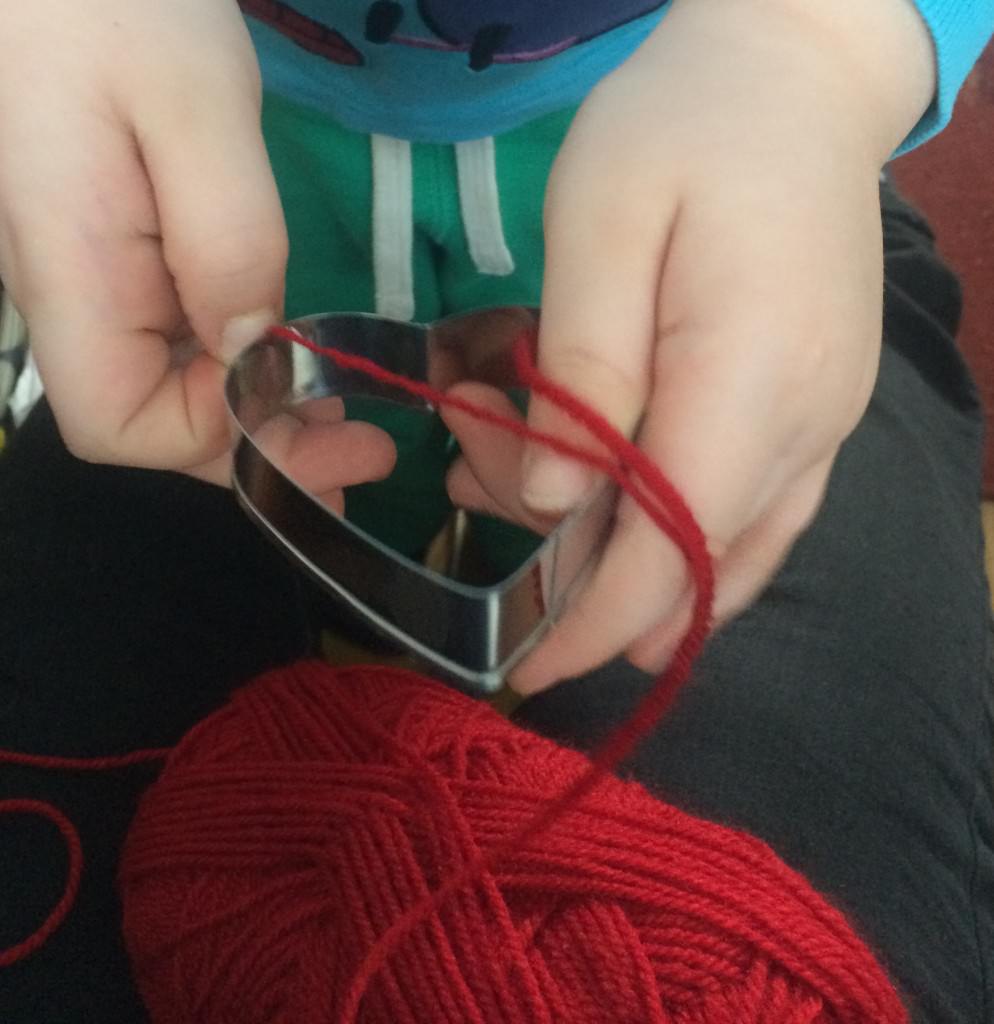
left=269, top=326, right=716, bottom=755
left=263, top=326, right=716, bottom=1019
left=0, top=747, right=169, bottom=772
left=0, top=800, right=83, bottom=967
left=0, top=748, right=168, bottom=967
left=270, top=324, right=716, bottom=826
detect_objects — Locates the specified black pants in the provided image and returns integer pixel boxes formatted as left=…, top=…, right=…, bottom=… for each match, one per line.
left=1, top=186, right=992, bottom=1023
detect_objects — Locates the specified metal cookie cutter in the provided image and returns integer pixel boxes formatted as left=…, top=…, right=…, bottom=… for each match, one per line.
left=225, top=308, right=615, bottom=694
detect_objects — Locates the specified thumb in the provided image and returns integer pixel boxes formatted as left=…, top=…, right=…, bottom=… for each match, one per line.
left=522, top=137, right=670, bottom=513
left=136, top=62, right=287, bottom=361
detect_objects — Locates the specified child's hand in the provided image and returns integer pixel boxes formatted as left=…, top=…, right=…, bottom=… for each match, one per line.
left=0, top=1, right=285, bottom=483
left=511, top=0, right=936, bottom=693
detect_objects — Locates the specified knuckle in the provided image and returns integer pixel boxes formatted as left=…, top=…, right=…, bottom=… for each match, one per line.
left=171, top=220, right=286, bottom=277
left=61, top=426, right=114, bottom=465
left=50, top=394, right=141, bottom=468
left=546, top=343, right=649, bottom=422
left=776, top=472, right=829, bottom=543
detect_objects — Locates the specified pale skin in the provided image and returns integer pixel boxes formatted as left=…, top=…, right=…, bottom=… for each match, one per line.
left=0, top=0, right=936, bottom=693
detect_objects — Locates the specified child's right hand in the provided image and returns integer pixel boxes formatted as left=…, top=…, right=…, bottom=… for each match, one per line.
left=0, top=0, right=287, bottom=483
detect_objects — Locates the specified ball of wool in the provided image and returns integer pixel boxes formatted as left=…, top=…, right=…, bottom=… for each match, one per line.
left=119, top=661, right=906, bottom=1023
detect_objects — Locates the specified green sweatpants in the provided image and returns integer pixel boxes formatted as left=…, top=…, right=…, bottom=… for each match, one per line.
left=261, top=93, right=575, bottom=561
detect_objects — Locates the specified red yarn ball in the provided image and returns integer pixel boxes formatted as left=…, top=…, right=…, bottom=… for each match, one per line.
left=120, top=661, right=906, bottom=1023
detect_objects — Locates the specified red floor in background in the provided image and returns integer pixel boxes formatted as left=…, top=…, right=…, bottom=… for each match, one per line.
left=892, top=40, right=994, bottom=493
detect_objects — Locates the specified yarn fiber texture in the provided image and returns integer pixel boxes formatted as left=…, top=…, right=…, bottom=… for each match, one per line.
left=119, top=661, right=906, bottom=1024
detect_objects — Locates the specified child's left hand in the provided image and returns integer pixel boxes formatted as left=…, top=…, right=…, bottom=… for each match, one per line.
left=445, top=0, right=936, bottom=694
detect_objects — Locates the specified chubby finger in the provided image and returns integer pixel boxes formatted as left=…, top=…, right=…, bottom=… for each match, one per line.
left=441, top=383, right=560, bottom=535
left=520, top=124, right=677, bottom=513
left=707, top=459, right=831, bottom=625
left=134, top=42, right=287, bottom=361
left=510, top=495, right=691, bottom=694
left=253, top=414, right=396, bottom=511
left=624, top=459, right=832, bottom=672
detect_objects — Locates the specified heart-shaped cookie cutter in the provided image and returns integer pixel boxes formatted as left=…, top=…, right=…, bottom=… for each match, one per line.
left=225, top=308, right=615, bottom=694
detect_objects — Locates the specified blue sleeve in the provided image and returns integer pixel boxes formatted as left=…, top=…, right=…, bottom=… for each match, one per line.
left=899, top=0, right=994, bottom=152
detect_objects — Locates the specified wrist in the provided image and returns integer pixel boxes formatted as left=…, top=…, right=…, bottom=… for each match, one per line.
left=659, top=0, right=937, bottom=162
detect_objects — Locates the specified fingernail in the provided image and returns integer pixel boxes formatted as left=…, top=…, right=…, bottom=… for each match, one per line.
left=220, top=309, right=277, bottom=365
left=521, top=450, right=592, bottom=513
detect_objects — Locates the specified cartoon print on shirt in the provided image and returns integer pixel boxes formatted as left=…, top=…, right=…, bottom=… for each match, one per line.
left=242, top=1, right=668, bottom=72
left=240, top=0, right=365, bottom=65
left=411, top=0, right=668, bottom=70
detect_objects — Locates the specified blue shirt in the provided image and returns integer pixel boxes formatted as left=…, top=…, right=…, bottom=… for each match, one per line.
left=241, top=0, right=994, bottom=149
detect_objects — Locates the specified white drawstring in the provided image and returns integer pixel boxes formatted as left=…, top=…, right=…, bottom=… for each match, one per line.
left=371, top=133, right=416, bottom=321
left=455, top=137, right=515, bottom=277
left=370, top=133, right=515, bottom=322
